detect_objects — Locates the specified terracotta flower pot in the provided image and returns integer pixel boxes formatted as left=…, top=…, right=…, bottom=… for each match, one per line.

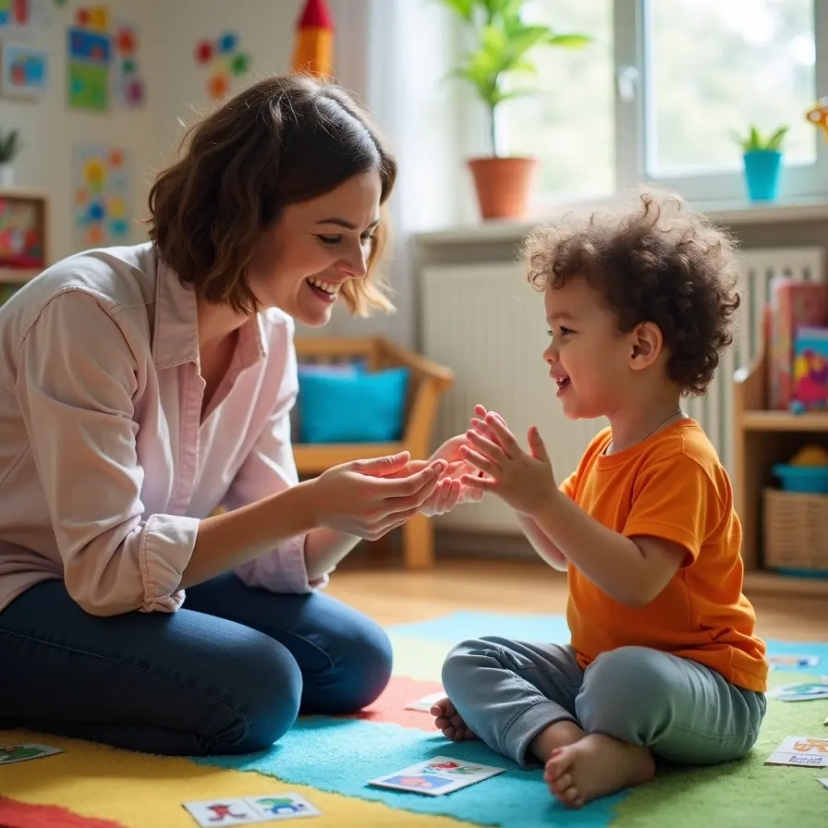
left=467, top=156, right=539, bottom=220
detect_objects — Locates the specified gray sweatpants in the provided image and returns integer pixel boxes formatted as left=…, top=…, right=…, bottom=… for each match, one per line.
left=442, top=637, right=766, bottom=768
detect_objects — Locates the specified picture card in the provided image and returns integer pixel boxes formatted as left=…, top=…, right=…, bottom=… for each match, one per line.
left=819, top=778, right=828, bottom=791
left=768, top=654, right=820, bottom=670
left=767, top=681, right=828, bottom=702
left=368, top=756, right=505, bottom=796
left=0, top=743, right=64, bottom=764
left=405, top=691, right=445, bottom=712
left=183, top=793, right=320, bottom=825
left=765, top=736, right=828, bottom=768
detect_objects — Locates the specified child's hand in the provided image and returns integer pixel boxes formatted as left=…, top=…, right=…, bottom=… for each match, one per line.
left=460, top=412, right=558, bottom=517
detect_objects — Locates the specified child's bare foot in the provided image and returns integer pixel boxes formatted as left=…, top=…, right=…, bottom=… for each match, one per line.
left=530, top=720, right=585, bottom=763
left=431, top=697, right=477, bottom=741
left=544, top=734, right=655, bottom=808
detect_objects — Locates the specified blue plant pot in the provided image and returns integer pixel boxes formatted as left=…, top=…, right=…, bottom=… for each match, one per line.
left=743, top=150, right=782, bottom=202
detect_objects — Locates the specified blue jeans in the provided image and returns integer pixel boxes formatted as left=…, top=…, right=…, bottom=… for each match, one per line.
left=0, top=574, right=392, bottom=756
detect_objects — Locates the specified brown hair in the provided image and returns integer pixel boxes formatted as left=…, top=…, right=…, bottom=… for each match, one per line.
left=148, top=74, right=397, bottom=316
left=522, top=190, right=741, bottom=395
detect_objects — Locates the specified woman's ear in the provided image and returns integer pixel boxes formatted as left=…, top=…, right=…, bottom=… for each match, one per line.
left=629, top=321, right=663, bottom=370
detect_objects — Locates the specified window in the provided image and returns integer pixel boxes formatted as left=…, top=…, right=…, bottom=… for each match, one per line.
left=493, top=0, right=824, bottom=206
left=501, top=1, right=614, bottom=201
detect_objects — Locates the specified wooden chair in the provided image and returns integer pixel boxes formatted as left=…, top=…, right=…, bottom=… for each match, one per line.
left=293, top=336, right=454, bottom=569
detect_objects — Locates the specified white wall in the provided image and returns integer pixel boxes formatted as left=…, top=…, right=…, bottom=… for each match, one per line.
left=0, top=0, right=304, bottom=263
left=0, top=0, right=161, bottom=261
left=153, top=0, right=304, bottom=165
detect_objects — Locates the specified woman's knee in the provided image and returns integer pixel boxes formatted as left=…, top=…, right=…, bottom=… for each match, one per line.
left=212, top=636, right=303, bottom=754
left=305, top=613, right=393, bottom=714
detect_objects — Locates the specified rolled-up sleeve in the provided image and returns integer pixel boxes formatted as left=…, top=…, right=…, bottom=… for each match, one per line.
left=225, top=353, right=323, bottom=594
left=16, top=291, right=197, bottom=616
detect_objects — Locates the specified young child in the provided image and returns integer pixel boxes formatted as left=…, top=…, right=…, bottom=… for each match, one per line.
left=431, top=191, right=768, bottom=809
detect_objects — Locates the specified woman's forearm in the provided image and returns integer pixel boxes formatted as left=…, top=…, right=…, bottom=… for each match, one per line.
left=181, top=481, right=318, bottom=588
left=304, top=528, right=362, bottom=580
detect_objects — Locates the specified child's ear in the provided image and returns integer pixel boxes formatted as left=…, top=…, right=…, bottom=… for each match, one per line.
left=628, top=322, right=663, bottom=370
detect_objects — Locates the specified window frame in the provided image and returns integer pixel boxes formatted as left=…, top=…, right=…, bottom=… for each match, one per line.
left=613, top=0, right=828, bottom=204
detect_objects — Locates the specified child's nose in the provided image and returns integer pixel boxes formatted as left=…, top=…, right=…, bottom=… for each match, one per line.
left=543, top=343, right=559, bottom=364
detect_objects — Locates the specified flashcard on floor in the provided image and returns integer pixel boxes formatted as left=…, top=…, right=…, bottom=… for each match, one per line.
left=768, top=654, right=820, bottom=669
left=368, top=756, right=506, bottom=796
left=819, top=778, right=828, bottom=791
left=247, top=795, right=321, bottom=821
left=404, top=691, right=445, bottom=712
left=0, top=743, right=64, bottom=765
left=767, top=681, right=828, bottom=701
left=765, top=736, right=828, bottom=768
left=184, top=794, right=320, bottom=825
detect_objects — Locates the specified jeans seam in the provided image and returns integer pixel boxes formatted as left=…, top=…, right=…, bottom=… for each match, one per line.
left=0, top=628, right=251, bottom=745
left=268, top=628, right=334, bottom=673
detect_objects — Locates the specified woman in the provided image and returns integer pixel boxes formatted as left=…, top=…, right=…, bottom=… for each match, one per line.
left=0, top=74, right=472, bottom=756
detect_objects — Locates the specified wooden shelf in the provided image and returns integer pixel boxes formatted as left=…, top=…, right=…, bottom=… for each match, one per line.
left=734, top=327, right=828, bottom=599
left=743, top=570, right=828, bottom=599
left=0, top=267, right=40, bottom=284
left=741, top=411, right=828, bottom=432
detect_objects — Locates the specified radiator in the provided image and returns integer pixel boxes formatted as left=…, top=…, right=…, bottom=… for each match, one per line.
left=420, top=246, right=825, bottom=533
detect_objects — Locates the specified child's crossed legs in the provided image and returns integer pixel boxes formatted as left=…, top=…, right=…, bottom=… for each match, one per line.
left=434, top=638, right=765, bottom=808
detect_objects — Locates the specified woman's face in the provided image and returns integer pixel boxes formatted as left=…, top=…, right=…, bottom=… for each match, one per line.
left=247, top=170, right=383, bottom=327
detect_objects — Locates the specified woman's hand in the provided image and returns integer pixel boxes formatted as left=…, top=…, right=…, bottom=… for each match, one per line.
left=308, top=452, right=447, bottom=540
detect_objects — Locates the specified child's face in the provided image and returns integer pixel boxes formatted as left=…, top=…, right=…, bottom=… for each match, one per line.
left=542, top=277, right=634, bottom=420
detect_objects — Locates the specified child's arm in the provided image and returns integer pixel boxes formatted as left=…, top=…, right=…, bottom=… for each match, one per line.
left=516, top=513, right=568, bottom=571
left=531, top=492, right=685, bottom=605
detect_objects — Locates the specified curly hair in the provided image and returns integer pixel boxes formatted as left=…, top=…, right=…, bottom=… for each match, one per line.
left=147, top=74, right=396, bottom=317
left=521, top=190, right=741, bottom=396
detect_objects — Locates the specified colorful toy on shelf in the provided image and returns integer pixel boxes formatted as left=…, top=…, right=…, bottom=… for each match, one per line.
left=768, top=277, right=828, bottom=410
left=806, top=97, right=828, bottom=142
left=774, top=443, right=828, bottom=494
left=789, top=445, right=828, bottom=467
left=790, top=326, right=828, bottom=413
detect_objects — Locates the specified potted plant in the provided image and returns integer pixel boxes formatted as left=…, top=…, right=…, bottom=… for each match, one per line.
left=437, top=0, right=590, bottom=220
left=732, top=125, right=788, bottom=203
left=0, top=129, right=20, bottom=188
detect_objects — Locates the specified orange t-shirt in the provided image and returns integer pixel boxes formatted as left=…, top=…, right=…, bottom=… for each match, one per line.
left=561, top=419, right=768, bottom=693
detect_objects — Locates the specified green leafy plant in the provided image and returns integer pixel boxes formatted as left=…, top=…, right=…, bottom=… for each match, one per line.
left=0, top=129, right=20, bottom=164
left=437, top=0, right=591, bottom=156
left=732, top=125, right=789, bottom=153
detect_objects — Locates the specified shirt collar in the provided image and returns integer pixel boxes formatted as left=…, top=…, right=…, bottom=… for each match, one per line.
left=152, top=257, right=268, bottom=371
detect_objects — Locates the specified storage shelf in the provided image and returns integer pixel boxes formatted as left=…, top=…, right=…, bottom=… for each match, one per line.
left=741, top=411, right=828, bottom=432
left=0, top=267, right=39, bottom=284
left=743, top=570, right=828, bottom=598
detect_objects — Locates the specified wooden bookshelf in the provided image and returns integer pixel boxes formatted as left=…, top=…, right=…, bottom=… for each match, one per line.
left=0, top=187, right=50, bottom=287
left=734, top=346, right=828, bottom=599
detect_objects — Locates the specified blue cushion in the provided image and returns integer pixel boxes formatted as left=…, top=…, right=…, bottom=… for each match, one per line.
left=297, top=366, right=410, bottom=443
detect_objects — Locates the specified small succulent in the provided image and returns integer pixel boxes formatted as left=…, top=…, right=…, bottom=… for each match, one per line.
left=0, top=129, right=20, bottom=163
left=732, top=125, right=788, bottom=153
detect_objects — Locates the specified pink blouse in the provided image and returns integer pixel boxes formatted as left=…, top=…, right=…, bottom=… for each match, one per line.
left=0, top=242, right=323, bottom=617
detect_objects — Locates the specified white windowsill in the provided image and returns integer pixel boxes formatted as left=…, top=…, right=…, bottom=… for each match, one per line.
left=412, top=197, right=828, bottom=247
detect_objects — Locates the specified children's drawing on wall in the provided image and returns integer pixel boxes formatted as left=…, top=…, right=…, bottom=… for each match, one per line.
left=0, top=44, right=47, bottom=99
left=67, top=5, right=110, bottom=112
left=72, top=144, right=130, bottom=249
left=0, top=0, right=31, bottom=33
left=194, top=30, right=251, bottom=101
left=111, top=20, right=144, bottom=107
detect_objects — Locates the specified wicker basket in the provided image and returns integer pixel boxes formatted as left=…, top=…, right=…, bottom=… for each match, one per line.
left=763, top=488, right=828, bottom=571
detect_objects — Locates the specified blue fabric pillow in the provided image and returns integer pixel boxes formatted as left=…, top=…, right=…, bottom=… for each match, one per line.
left=297, top=366, right=410, bottom=443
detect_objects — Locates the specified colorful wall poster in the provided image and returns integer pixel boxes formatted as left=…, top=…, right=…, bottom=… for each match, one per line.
left=72, top=144, right=130, bottom=249
left=0, top=0, right=30, bottom=32
left=67, top=6, right=111, bottom=112
left=111, top=20, right=144, bottom=107
left=194, top=30, right=250, bottom=100
left=1, top=44, right=48, bottom=99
